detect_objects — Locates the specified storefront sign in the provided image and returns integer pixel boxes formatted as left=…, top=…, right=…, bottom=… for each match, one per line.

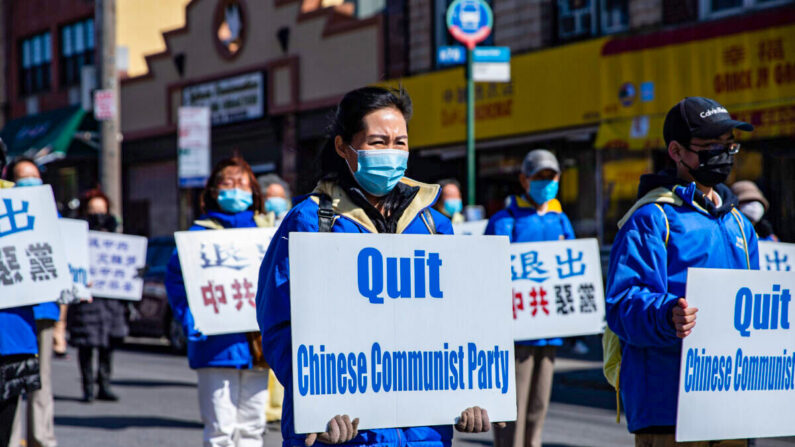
left=178, top=106, right=211, bottom=188
left=174, top=227, right=276, bottom=335
left=508, top=238, right=605, bottom=341
left=289, top=233, right=516, bottom=433
left=182, top=72, right=264, bottom=125
left=88, top=232, right=148, bottom=300
left=0, top=185, right=71, bottom=309
left=676, top=269, right=795, bottom=442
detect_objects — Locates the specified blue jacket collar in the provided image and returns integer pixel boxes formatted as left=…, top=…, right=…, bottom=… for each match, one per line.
left=199, top=210, right=257, bottom=228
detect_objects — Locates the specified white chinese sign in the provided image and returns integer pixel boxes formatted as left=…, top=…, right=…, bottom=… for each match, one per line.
left=59, top=218, right=92, bottom=301
left=175, top=227, right=276, bottom=335
left=759, top=241, right=794, bottom=273
left=452, top=220, right=488, bottom=235
left=88, top=232, right=147, bottom=300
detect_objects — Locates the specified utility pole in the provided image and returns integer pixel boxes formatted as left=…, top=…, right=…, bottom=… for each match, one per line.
left=95, top=0, right=121, bottom=219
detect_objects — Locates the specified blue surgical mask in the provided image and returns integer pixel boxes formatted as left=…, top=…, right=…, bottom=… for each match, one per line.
left=443, top=199, right=463, bottom=216
left=217, top=188, right=253, bottom=213
left=265, top=197, right=289, bottom=217
left=15, top=177, right=43, bottom=187
left=528, top=179, right=559, bottom=205
left=348, top=146, right=408, bottom=197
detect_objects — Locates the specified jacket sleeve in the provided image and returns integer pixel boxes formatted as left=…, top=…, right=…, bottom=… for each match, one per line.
left=484, top=210, right=513, bottom=240
left=560, top=212, right=576, bottom=240
left=165, top=232, right=202, bottom=340
left=605, top=205, right=679, bottom=348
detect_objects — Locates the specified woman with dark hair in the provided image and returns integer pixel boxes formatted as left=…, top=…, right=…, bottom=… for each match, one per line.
left=166, top=157, right=271, bottom=447
left=256, top=86, right=498, bottom=447
left=67, top=189, right=127, bottom=404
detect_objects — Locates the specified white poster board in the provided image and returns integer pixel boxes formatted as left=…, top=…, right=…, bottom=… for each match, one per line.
left=676, top=268, right=795, bottom=442
left=0, top=185, right=71, bottom=309
left=178, top=106, right=211, bottom=188
left=59, top=218, right=92, bottom=300
left=175, top=227, right=276, bottom=335
left=289, top=233, right=516, bottom=433
left=452, top=220, right=488, bottom=235
left=759, top=241, right=794, bottom=272
left=509, top=238, right=605, bottom=341
left=88, top=232, right=148, bottom=300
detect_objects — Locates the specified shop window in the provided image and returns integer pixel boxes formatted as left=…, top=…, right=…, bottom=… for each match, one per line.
left=601, top=0, right=629, bottom=34
left=60, top=18, right=95, bottom=88
left=19, top=32, right=52, bottom=96
left=558, top=0, right=597, bottom=40
left=433, top=0, right=494, bottom=69
left=699, top=0, right=792, bottom=19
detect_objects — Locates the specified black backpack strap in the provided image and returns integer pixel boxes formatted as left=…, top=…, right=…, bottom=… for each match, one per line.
left=420, top=208, right=437, bottom=235
left=317, top=194, right=335, bottom=233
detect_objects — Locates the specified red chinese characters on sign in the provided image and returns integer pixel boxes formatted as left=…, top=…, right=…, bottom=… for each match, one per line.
left=201, top=278, right=256, bottom=314
left=231, top=278, right=255, bottom=311
left=512, top=287, right=550, bottom=319
left=201, top=281, right=228, bottom=314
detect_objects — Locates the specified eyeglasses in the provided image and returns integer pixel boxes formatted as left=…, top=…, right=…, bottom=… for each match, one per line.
left=687, top=142, right=741, bottom=155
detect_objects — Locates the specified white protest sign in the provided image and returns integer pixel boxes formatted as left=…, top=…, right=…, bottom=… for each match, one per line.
left=289, top=233, right=516, bottom=433
left=0, top=185, right=71, bottom=309
left=676, top=268, right=795, bottom=442
left=59, top=218, right=92, bottom=300
left=88, top=232, right=147, bottom=300
left=452, top=219, right=488, bottom=235
left=759, top=241, right=794, bottom=273
left=175, top=227, right=276, bottom=335
left=509, top=238, right=605, bottom=341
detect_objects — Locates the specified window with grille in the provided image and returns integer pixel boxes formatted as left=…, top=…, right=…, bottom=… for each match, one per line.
left=19, top=32, right=52, bottom=96
left=558, top=0, right=597, bottom=39
left=700, top=0, right=793, bottom=19
left=60, top=18, right=95, bottom=87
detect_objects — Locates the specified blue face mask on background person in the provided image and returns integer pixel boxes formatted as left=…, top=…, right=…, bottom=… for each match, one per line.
left=15, top=177, right=43, bottom=187
left=528, top=179, right=559, bottom=205
left=265, top=197, right=288, bottom=216
left=217, top=188, right=253, bottom=213
left=443, top=199, right=463, bottom=216
left=347, top=146, right=408, bottom=197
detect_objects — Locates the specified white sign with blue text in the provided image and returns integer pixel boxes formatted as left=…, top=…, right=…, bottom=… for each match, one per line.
left=59, top=218, right=92, bottom=301
left=0, top=185, right=71, bottom=309
left=289, top=233, right=516, bottom=433
left=509, top=238, right=605, bottom=341
left=759, top=241, right=794, bottom=273
left=452, top=220, right=488, bottom=236
left=88, top=232, right=147, bottom=301
left=175, top=227, right=276, bottom=336
left=676, top=268, right=795, bottom=442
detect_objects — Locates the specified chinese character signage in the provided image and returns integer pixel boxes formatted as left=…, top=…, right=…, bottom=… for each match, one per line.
left=88, top=232, right=147, bottom=300
left=509, top=238, right=605, bottom=341
left=452, top=219, right=488, bottom=235
left=175, top=227, right=276, bottom=336
left=59, top=218, right=92, bottom=301
left=0, top=185, right=71, bottom=309
left=289, top=233, right=515, bottom=433
left=759, top=241, right=794, bottom=273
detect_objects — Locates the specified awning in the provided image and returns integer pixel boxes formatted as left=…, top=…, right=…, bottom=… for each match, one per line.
left=0, top=105, right=96, bottom=164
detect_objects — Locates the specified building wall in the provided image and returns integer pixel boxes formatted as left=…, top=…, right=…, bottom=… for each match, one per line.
left=629, top=0, right=663, bottom=29
left=493, top=0, right=552, bottom=52
left=407, top=0, right=432, bottom=73
left=0, top=0, right=6, bottom=128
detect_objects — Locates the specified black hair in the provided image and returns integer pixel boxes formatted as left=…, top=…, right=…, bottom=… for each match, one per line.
left=437, top=178, right=462, bottom=191
left=0, top=139, right=7, bottom=175
left=319, top=86, right=413, bottom=179
left=5, top=157, right=39, bottom=182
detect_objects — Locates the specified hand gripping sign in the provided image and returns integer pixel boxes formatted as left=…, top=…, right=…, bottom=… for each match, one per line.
left=175, top=227, right=276, bottom=335
left=0, top=185, right=71, bottom=309
left=676, top=269, right=795, bottom=442
left=289, top=233, right=516, bottom=433
left=88, top=231, right=148, bottom=300
left=508, top=238, right=605, bottom=341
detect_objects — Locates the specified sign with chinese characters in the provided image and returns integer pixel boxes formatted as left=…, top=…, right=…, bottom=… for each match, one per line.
left=175, top=227, right=276, bottom=335
left=676, top=269, right=795, bottom=442
left=178, top=106, right=211, bottom=188
left=509, top=238, right=605, bottom=341
left=59, top=218, right=92, bottom=301
left=452, top=220, right=488, bottom=235
left=289, top=233, right=516, bottom=433
left=182, top=72, right=264, bottom=126
left=0, top=185, right=71, bottom=309
left=88, top=232, right=147, bottom=300
left=759, top=241, right=794, bottom=273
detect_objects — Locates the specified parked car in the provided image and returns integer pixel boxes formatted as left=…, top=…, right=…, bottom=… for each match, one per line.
left=127, top=236, right=186, bottom=353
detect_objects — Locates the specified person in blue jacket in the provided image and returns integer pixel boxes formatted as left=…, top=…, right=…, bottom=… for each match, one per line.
left=5, top=157, right=59, bottom=447
left=256, top=86, right=499, bottom=447
left=606, top=97, right=758, bottom=446
left=166, top=156, right=272, bottom=447
left=486, top=149, right=574, bottom=447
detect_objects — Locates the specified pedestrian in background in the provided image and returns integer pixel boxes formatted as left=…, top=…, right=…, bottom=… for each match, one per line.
left=731, top=180, right=778, bottom=242
left=605, top=97, right=756, bottom=447
left=5, top=158, right=58, bottom=447
left=68, top=189, right=127, bottom=403
left=257, top=86, right=499, bottom=447
left=166, top=157, right=271, bottom=447
left=433, top=178, right=465, bottom=224
left=260, top=174, right=291, bottom=223
left=486, top=149, right=575, bottom=447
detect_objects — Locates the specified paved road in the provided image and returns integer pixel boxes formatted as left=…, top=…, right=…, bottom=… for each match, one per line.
left=15, top=339, right=793, bottom=447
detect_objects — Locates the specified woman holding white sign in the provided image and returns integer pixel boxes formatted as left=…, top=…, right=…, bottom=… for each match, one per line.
left=256, top=86, right=500, bottom=447
left=165, top=157, right=272, bottom=447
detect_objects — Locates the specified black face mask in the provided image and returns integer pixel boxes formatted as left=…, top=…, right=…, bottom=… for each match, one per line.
left=681, top=146, right=734, bottom=187
left=87, top=213, right=118, bottom=232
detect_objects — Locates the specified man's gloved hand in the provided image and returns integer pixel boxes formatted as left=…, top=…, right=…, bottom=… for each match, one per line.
left=304, top=415, right=360, bottom=446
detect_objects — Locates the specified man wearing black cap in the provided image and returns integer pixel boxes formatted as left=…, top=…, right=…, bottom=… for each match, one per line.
left=605, top=97, right=759, bottom=446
